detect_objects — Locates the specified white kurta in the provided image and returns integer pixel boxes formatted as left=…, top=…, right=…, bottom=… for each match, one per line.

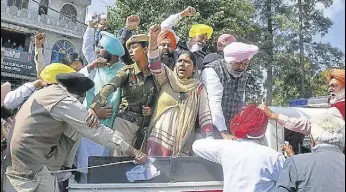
left=201, top=68, right=227, bottom=131
left=193, top=139, right=285, bottom=192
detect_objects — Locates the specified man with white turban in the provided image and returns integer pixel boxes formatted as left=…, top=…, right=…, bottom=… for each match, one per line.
left=201, top=42, right=259, bottom=139
left=160, top=6, right=213, bottom=71
left=276, top=114, right=345, bottom=192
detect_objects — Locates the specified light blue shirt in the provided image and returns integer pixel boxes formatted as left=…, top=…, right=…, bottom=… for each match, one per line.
left=76, top=27, right=123, bottom=175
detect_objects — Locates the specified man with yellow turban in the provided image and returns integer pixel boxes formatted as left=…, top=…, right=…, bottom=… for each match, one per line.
left=259, top=68, right=345, bottom=135
left=160, top=6, right=213, bottom=71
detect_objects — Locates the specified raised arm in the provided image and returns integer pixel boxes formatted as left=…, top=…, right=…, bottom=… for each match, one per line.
left=148, top=24, right=169, bottom=87
left=117, top=15, right=140, bottom=65
left=83, top=16, right=99, bottom=64
left=161, top=6, right=197, bottom=44
left=161, top=6, right=197, bottom=30
left=34, top=33, right=46, bottom=78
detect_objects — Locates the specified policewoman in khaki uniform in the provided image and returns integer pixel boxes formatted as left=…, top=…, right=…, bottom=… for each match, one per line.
left=88, top=34, right=158, bottom=156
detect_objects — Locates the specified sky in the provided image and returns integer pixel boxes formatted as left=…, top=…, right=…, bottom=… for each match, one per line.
left=87, top=0, right=345, bottom=53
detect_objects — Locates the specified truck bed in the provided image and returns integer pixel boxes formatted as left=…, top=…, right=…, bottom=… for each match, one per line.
left=68, top=156, right=224, bottom=191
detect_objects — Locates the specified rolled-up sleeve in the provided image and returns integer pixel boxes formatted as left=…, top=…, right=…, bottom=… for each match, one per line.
left=278, top=115, right=312, bottom=135
left=50, top=96, right=130, bottom=152
left=201, top=68, right=227, bottom=132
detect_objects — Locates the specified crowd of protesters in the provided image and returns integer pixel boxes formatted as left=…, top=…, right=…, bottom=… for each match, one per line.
left=1, top=6, right=345, bottom=192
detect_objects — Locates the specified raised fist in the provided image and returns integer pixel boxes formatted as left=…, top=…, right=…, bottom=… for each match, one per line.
left=148, top=24, right=161, bottom=40
left=35, top=33, right=45, bottom=49
left=126, top=15, right=140, bottom=30
left=181, top=6, right=197, bottom=17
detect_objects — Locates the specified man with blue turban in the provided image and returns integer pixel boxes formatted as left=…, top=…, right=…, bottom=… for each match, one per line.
left=75, top=16, right=140, bottom=183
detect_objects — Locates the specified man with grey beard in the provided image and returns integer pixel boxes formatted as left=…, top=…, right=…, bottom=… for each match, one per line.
left=260, top=68, right=345, bottom=132
left=201, top=42, right=259, bottom=139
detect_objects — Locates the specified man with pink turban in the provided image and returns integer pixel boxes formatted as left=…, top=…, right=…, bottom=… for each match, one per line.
left=193, top=104, right=285, bottom=192
left=202, top=34, right=237, bottom=67
left=217, top=34, right=236, bottom=55
left=201, top=42, right=259, bottom=139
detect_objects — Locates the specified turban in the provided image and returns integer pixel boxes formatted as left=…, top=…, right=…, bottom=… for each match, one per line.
left=40, top=63, right=76, bottom=84
left=157, top=29, right=177, bottom=49
left=224, top=42, right=259, bottom=63
left=230, top=104, right=269, bottom=139
left=217, top=34, right=236, bottom=46
left=1, top=82, right=11, bottom=107
left=126, top=34, right=150, bottom=49
left=189, top=24, right=213, bottom=39
left=99, top=31, right=125, bottom=56
left=56, top=72, right=94, bottom=96
left=327, top=69, right=345, bottom=88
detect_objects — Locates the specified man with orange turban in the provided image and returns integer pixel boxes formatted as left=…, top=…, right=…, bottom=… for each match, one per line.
left=193, top=104, right=285, bottom=192
left=160, top=6, right=213, bottom=71
left=217, top=34, right=237, bottom=55
left=259, top=68, right=345, bottom=136
left=157, top=29, right=178, bottom=70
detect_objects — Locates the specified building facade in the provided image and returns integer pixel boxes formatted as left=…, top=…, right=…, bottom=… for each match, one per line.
left=1, top=0, right=91, bottom=87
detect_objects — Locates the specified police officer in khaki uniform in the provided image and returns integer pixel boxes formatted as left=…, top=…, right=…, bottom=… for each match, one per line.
left=88, top=34, right=158, bottom=156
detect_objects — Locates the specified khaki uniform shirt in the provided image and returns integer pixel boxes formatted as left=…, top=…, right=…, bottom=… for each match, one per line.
left=90, top=63, right=157, bottom=115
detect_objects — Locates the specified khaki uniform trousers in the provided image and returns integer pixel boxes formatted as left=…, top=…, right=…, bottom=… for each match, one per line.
left=112, top=117, right=139, bottom=156
left=4, top=166, right=59, bottom=192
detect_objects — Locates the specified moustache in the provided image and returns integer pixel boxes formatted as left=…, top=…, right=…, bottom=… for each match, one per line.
left=234, top=69, right=244, bottom=73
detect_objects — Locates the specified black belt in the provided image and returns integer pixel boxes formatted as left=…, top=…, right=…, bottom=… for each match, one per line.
left=118, top=112, right=144, bottom=127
